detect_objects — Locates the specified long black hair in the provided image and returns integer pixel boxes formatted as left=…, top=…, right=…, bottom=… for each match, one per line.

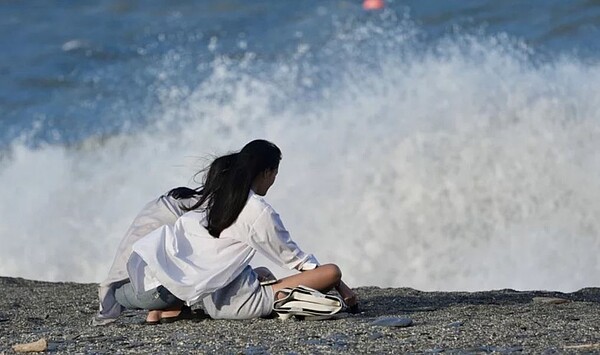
left=186, top=139, right=281, bottom=238
left=165, top=153, right=233, bottom=201
left=166, top=186, right=201, bottom=200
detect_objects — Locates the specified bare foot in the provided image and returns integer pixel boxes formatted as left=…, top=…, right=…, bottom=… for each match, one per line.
left=145, top=307, right=184, bottom=324
left=343, top=294, right=358, bottom=307
left=160, top=308, right=182, bottom=319
left=145, top=310, right=161, bottom=323
left=336, top=281, right=358, bottom=307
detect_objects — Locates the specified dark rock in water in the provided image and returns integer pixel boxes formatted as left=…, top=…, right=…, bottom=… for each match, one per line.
left=371, top=316, right=413, bottom=327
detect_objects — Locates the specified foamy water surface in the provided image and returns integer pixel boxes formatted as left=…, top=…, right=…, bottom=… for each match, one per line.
left=1, top=2, right=600, bottom=291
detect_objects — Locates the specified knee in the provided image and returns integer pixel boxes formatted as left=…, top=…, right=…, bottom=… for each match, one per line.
left=320, top=263, right=342, bottom=284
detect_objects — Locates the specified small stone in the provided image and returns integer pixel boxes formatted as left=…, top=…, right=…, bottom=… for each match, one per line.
left=371, top=316, right=413, bottom=327
left=563, top=343, right=600, bottom=350
left=532, top=297, right=570, bottom=305
left=369, top=332, right=384, bottom=340
left=447, top=321, right=463, bottom=328
left=12, top=338, right=48, bottom=352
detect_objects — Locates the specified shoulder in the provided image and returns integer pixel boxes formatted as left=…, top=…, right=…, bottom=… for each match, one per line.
left=179, top=209, right=206, bottom=225
left=241, top=192, right=277, bottom=221
left=248, top=192, right=275, bottom=211
left=177, top=210, right=209, bottom=235
left=159, top=194, right=199, bottom=217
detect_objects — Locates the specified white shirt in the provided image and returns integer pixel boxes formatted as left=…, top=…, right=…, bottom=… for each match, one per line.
left=92, top=194, right=197, bottom=326
left=127, top=191, right=319, bottom=305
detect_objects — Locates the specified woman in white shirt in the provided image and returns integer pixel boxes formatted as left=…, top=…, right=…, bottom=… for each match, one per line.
left=93, top=187, right=202, bottom=326
left=124, top=139, right=357, bottom=322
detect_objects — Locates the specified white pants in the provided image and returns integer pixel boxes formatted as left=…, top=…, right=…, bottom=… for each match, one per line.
left=202, top=266, right=274, bottom=319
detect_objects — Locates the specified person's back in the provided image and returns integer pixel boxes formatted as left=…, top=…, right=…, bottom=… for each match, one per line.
left=128, top=190, right=319, bottom=308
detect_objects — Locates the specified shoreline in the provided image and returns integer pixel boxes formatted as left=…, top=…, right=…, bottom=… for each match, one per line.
left=1, top=277, right=599, bottom=353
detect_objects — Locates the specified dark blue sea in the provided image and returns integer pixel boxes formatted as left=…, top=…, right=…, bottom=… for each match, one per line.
left=1, top=0, right=600, bottom=291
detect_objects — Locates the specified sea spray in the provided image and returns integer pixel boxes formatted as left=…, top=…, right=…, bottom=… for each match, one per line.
left=1, top=12, right=599, bottom=291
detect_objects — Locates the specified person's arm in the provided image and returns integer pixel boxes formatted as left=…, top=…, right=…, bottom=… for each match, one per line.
left=247, top=204, right=360, bottom=307
left=247, top=206, right=319, bottom=271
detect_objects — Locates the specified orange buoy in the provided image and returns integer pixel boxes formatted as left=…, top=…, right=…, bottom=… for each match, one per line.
left=363, top=0, right=384, bottom=10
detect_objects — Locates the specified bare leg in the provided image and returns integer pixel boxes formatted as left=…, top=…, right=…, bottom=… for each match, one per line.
left=271, top=263, right=342, bottom=299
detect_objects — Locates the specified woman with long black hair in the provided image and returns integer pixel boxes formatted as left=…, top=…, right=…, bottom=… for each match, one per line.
left=122, top=139, right=357, bottom=321
left=93, top=156, right=241, bottom=325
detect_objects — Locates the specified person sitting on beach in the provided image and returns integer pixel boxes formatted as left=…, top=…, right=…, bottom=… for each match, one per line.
left=121, top=139, right=357, bottom=322
left=93, top=154, right=238, bottom=325
left=92, top=186, right=203, bottom=325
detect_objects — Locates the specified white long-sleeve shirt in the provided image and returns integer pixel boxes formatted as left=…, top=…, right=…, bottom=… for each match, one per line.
left=92, top=194, right=197, bottom=326
left=127, top=190, right=319, bottom=305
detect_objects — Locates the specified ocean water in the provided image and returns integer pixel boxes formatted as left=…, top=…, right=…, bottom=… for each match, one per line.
left=1, top=0, right=600, bottom=291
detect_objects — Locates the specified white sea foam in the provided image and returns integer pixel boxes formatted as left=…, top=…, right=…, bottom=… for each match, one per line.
left=1, top=20, right=600, bottom=291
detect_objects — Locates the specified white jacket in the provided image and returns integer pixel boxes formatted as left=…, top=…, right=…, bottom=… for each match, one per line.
left=92, top=194, right=197, bottom=326
left=127, top=190, right=319, bottom=305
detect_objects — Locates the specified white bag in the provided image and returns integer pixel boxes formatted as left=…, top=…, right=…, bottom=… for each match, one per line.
left=273, top=285, right=343, bottom=320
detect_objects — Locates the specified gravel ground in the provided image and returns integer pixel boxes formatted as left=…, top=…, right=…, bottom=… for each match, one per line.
left=1, top=277, right=600, bottom=354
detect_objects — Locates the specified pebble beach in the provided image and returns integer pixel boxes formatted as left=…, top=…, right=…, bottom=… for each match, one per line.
left=1, top=277, right=600, bottom=354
